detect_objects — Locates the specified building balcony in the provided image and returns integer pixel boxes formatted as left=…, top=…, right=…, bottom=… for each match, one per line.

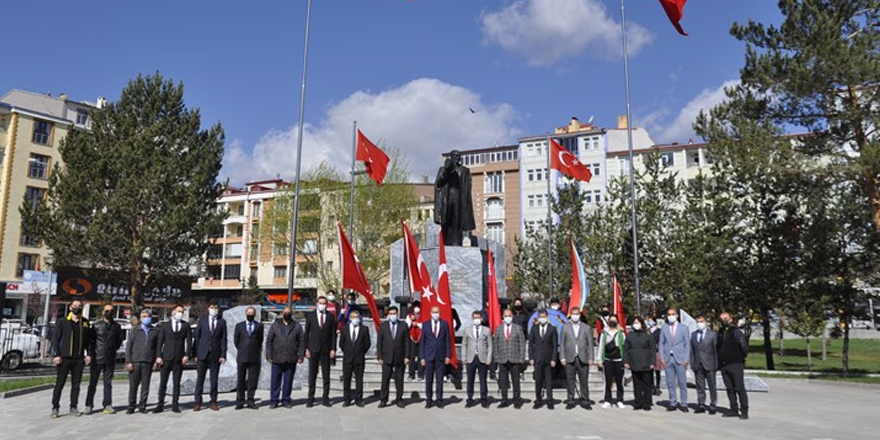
left=224, top=214, right=247, bottom=225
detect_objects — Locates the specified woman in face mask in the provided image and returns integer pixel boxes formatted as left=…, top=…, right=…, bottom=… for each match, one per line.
left=596, top=316, right=627, bottom=409
left=624, top=317, right=656, bottom=411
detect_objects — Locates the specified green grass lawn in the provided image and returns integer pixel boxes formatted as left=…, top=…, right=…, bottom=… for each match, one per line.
left=0, top=377, right=56, bottom=393
left=746, top=337, right=880, bottom=374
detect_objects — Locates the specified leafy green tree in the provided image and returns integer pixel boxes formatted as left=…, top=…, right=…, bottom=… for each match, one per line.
left=235, top=274, right=265, bottom=306
left=24, top=73, right=226, bottom=309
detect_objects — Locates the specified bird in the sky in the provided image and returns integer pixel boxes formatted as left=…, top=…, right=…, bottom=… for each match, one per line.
left=469, top=107, right=477, bottom=114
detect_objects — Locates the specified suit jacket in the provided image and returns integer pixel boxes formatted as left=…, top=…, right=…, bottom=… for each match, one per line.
left=493, top=323, right=527, bottom=364
left=376, top=320, right=409, bottom=365
left=690, top=327, right=718, bottom=371
left=420, top=319, right=451, bottom=362
left=304, top=310, right=338, bottom=356
left=265, top=319, right=305, bottom=364
left=461, top=324, right=493, bottom=364
left=157, top=320, right=192, bottom=362
left=234, top=320, right=264, bottom=364
left=528, top=323, right=558, bottom=364
left=659, top=322, right=691, bottom=365
left=339, top=323, right=371, bottom=365
left=560, top=321, right=593, bottom=364
left=194, top=315, right=228, bottom=362
left=126, top=325, right=159, bottom=364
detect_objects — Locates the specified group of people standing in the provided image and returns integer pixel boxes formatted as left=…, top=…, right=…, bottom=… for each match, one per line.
left=48, top=294, right=751, bottom=421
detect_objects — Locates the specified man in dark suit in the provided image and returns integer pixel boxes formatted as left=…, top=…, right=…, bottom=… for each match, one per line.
left=462, top=310, right=492, bottom=408
left=690, top=314, right=718, bottom=414
left=125, top=309, right=159, bottom=414
left=234, top=307, right=264, bottom=410
left=154, top=304, right=191, bottom=413
left=529, top=309, right=558, bottom=410
left=339, top=309, right=371, bottom=407
left=420, top=306, right=451, bottom=408
left=193, top=302, right=227, bottom=411
left=376, top=306, right=409, bottom=408
left=304, top=296, right=337, bottom=407
left=559, top=306, right=594, bottom=410
left=266, top=306, right=305, bottom=408
left=495, top=308, right=527, bottom=409
left=717, top=312, right=749, bottom=420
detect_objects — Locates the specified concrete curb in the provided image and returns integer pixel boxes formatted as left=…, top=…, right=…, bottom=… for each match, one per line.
left=1, top=384, right=53, bottom=399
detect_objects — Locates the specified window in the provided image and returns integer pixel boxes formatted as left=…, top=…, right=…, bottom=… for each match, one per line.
left=249, top=266, right=258, bottom=279
left=486, top=197, right=504, bottom=220
left=20, top=221, right=39, bottom=247
left=302, top=239, right=318, bottom=255
left=687, top=151, right=701, bottom=168
left=592, top=163, right=601, bottom=177
left=24, top=187, right=46, bottom=211
left=223, top=264, right=241, bottom=280
left=76, top=109, right=89, bottom=126
left=660, top=152, right=675, bottom=168
left=618, top=157, right=630, bottom=176
left=249, top=244, right=259, bottom=261
left=273, top=243, right=289, bottom=256
left=536, top=194, right=545, bottom=207
left=28, top=154, right=50, bottom=179
left=486, top=223, right=504, bottom=244
left=16, top=253, right=39, bottom=278
left=237, top=204, right=245, bottom=215
left=528, top=195, right=535, bottom=208
left=205, top=265, right=222, bottom=280
left=299, top=263, right=318, bottom=278
left=273, top=266, right=287, bottom=279
left=229, top=225, right=243, bottom=237
left=543, top=168, right=549, bottom=181
left=251, top=202, right=262, bottom=218
left=485, top=172, right=503, bottom=194
left=207, top=244, right=223, bottom=260
left=32, top=120, right=52, bottom=145
left=527, top=169, right=535, bottom=182
left=225, top=243, right=243, bottom=258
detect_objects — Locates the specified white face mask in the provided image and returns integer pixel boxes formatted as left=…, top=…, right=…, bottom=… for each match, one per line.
left=667, top=315, right=678, bottom=324
left=413, top=307, right=421, bottom=314
left=317, top=304, right=327, bottom=312
left=538, top=317, right=548, bottom=325
left=472, top=319, right=482, bottom=326
left=633, top=323, right=643, bottom=331
left=351, top=318, right=360, bottom=326
left=550, top=305, right=560, bottom=311
left=327, top=295, right=336, bottom=302
left=173, top=312, right=183, bottom=322
left=697, top=322, right=707, bottom=330
left=388, top=314, right=399, bottom=323
left=570, top=314, right=580, bottom=323
left=431, top=312, right=440, bottom=321
left=209, top=308, right=218, bottom=317
left=503, top=316, right=513, bottom=325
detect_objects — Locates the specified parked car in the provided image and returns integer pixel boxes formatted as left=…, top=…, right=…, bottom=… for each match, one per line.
left=0, top=323, right=41, bottom=370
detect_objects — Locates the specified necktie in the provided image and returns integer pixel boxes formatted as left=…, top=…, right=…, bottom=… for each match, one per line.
left=392, top=322, right=397, bottom=338
left=541, top=325, right=545, bottom=339
left=698, top=330, right=703, bottom=343
left=433, top=321, right=438, bottom=337
left=210, top=318, right=215, bottom=333
left=319, top=312, right=324, bottom=328
left=352, top=325, right=356, bottom=341
left=475, top=326, right=479, bottom=340
left=506, top=324, right=510, bottom=340
left=174, top=322, right=179, bottom=333
left=248, top=322, right=253, bottom=336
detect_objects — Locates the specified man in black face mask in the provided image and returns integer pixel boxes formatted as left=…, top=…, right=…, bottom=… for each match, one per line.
left=234, top=307, right=264, bottom=409
left=51, top=300, right=93, bottom=419
left=511, top=298, right=529, bottom=338
left=717, top=312, right=749, bottom=420
left=85, top=304, right=123, bottom=415
left=265, top=306, right=305, bottom=408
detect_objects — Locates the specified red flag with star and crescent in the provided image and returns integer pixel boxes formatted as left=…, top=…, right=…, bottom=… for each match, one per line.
left=486, top=248, right=502, bottom=334
left=612, top=274, right=627, bottom=335
left=337, top=222, right=381, bottom=332
left=356, top=129, right=390, bottom=187
left=549, top=138, right=593, bottom=182
left=658, top=0, right=689, bottom=36
left=402, top=222, right=458, bottom=369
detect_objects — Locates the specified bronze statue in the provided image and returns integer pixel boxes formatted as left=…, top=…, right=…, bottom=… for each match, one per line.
left=434, top=150, right=476, bottom=246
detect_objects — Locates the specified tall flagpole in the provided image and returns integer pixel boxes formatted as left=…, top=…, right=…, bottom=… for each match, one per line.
left=287, top=0, right=314, bottom=307
left=620, top=0, right=642, bottom=316
left=349, top=121, right=357, bottom=239
left=545, top=134, right=554, bottom=300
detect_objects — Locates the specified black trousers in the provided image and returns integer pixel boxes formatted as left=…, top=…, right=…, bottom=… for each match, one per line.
left=236, top=361, right=260, bottom=404
left=564, top=358, right=590, bottom=402
left=694, top=366, right=718, bottom=408
left=157, top=360, right=184, bottom=407
left=424, top=359, right=446, bottom=403
left=498, top=362, right=522, bottom=402
left=603, top=360, right=624, bottom=403
left=466, top=360, right=488, bottom=402
left=52, top=358, right=85, bottom=410
left=720, top=363, right=748, bottom=412
left=380, top=362, right=405, bottom=402
left=632, top=370, right=653, bottom=408
left=408, top=343, right=424, bottom=379
left=343, top=361, right=365, bottom=403
left=307, top=354, right=332, bottom=400
left=534, top=361, right=554, bottom=402
left=128, top=362, right=153, bottom=409
left=194, top=359, right=221, bottom=405
left=85, top=361, right=114, bottom=408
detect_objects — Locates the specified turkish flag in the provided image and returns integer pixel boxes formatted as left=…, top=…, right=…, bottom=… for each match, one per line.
left=549, top=138, right=592, bottom=182
left=337, top=222, right=381, bottom=331
left=356, top=129, right=390, bottom=186
left=435, top=229, right=459, bottom=369
left=612, top=275, right=627, bottom=334
left=659, top=0, right=688, bottom=36
left=486, top=248, right=502, bottom=334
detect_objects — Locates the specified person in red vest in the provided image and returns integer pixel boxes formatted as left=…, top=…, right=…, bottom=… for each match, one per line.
left=405, top=301, right=424, bottom=381
left=325, top=290, right=340, bottom=321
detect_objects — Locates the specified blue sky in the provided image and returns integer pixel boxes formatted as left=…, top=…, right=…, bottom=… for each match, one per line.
left=0, top=1, right=782, bottom=184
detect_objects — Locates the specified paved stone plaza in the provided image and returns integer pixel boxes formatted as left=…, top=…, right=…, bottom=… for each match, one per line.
left=1, top=378, right=877, bottom=440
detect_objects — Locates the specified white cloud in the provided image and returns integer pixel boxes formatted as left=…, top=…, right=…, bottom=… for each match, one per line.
left=480, top=0, right=653, bottom=67
left=644, top=80, right=738, bottom=144
left=221, top=78, right=519, bottom=185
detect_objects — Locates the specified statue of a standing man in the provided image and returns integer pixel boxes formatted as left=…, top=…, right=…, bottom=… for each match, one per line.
left=434, top=150, right=476, bottom=246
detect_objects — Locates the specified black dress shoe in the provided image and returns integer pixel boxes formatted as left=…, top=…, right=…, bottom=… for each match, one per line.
left=126, top=408, right=135, bottom=415
left=723, top=411, right=741, bottom=418
left=708, top=407, right=716, bottom=415
left=679, top=406, right=689, bottom=413
left=425, top=401, right=434, bottom=409
left=284, top=403, right=294, bottom=409
left=465, top=400, right=476, bottom=408
left=740, top=411, right=749, bottom=420
left=356, top=401, right=365, bottom=408
left=566, top=403, right=576, bottom=410
left=171, top=406, right=181, bottom=413
left=481, top=402, right=490, bottom=409
left=644, top=406, right=652, bottom=411
left=270, top=403, right=280, bottom=409
left=666, top=406, right=677, bottom=412
left=152, top=407, right=164, bottom=414
left=694, top=407, right=706, bottom=414
left=582, top=403, right=593, bottom=410
left=533, top=401, right=542, bottom=410
left=138, top=407, right=147, bottom=414
left=436, top=400, right=444, bottom=409
left=547, top=403, right=555, bottom=410
left=247, top=403, right=258, bottom=410
left=235, top=405, right=244, bottom=410
left=632, top=405, right=642, bottom=411
left=378, top=400, right=388, bottom=408
left=397, top=401, right=405, bottom=409
left=498, top=400, right=511, bottom=408
left=514, top=401, right=523, bottom=409
left=306, top=400, right=315, bottom=408
left=322, top=398, right=331, bottom=407
left=342, top=402, right=352, bottom=408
